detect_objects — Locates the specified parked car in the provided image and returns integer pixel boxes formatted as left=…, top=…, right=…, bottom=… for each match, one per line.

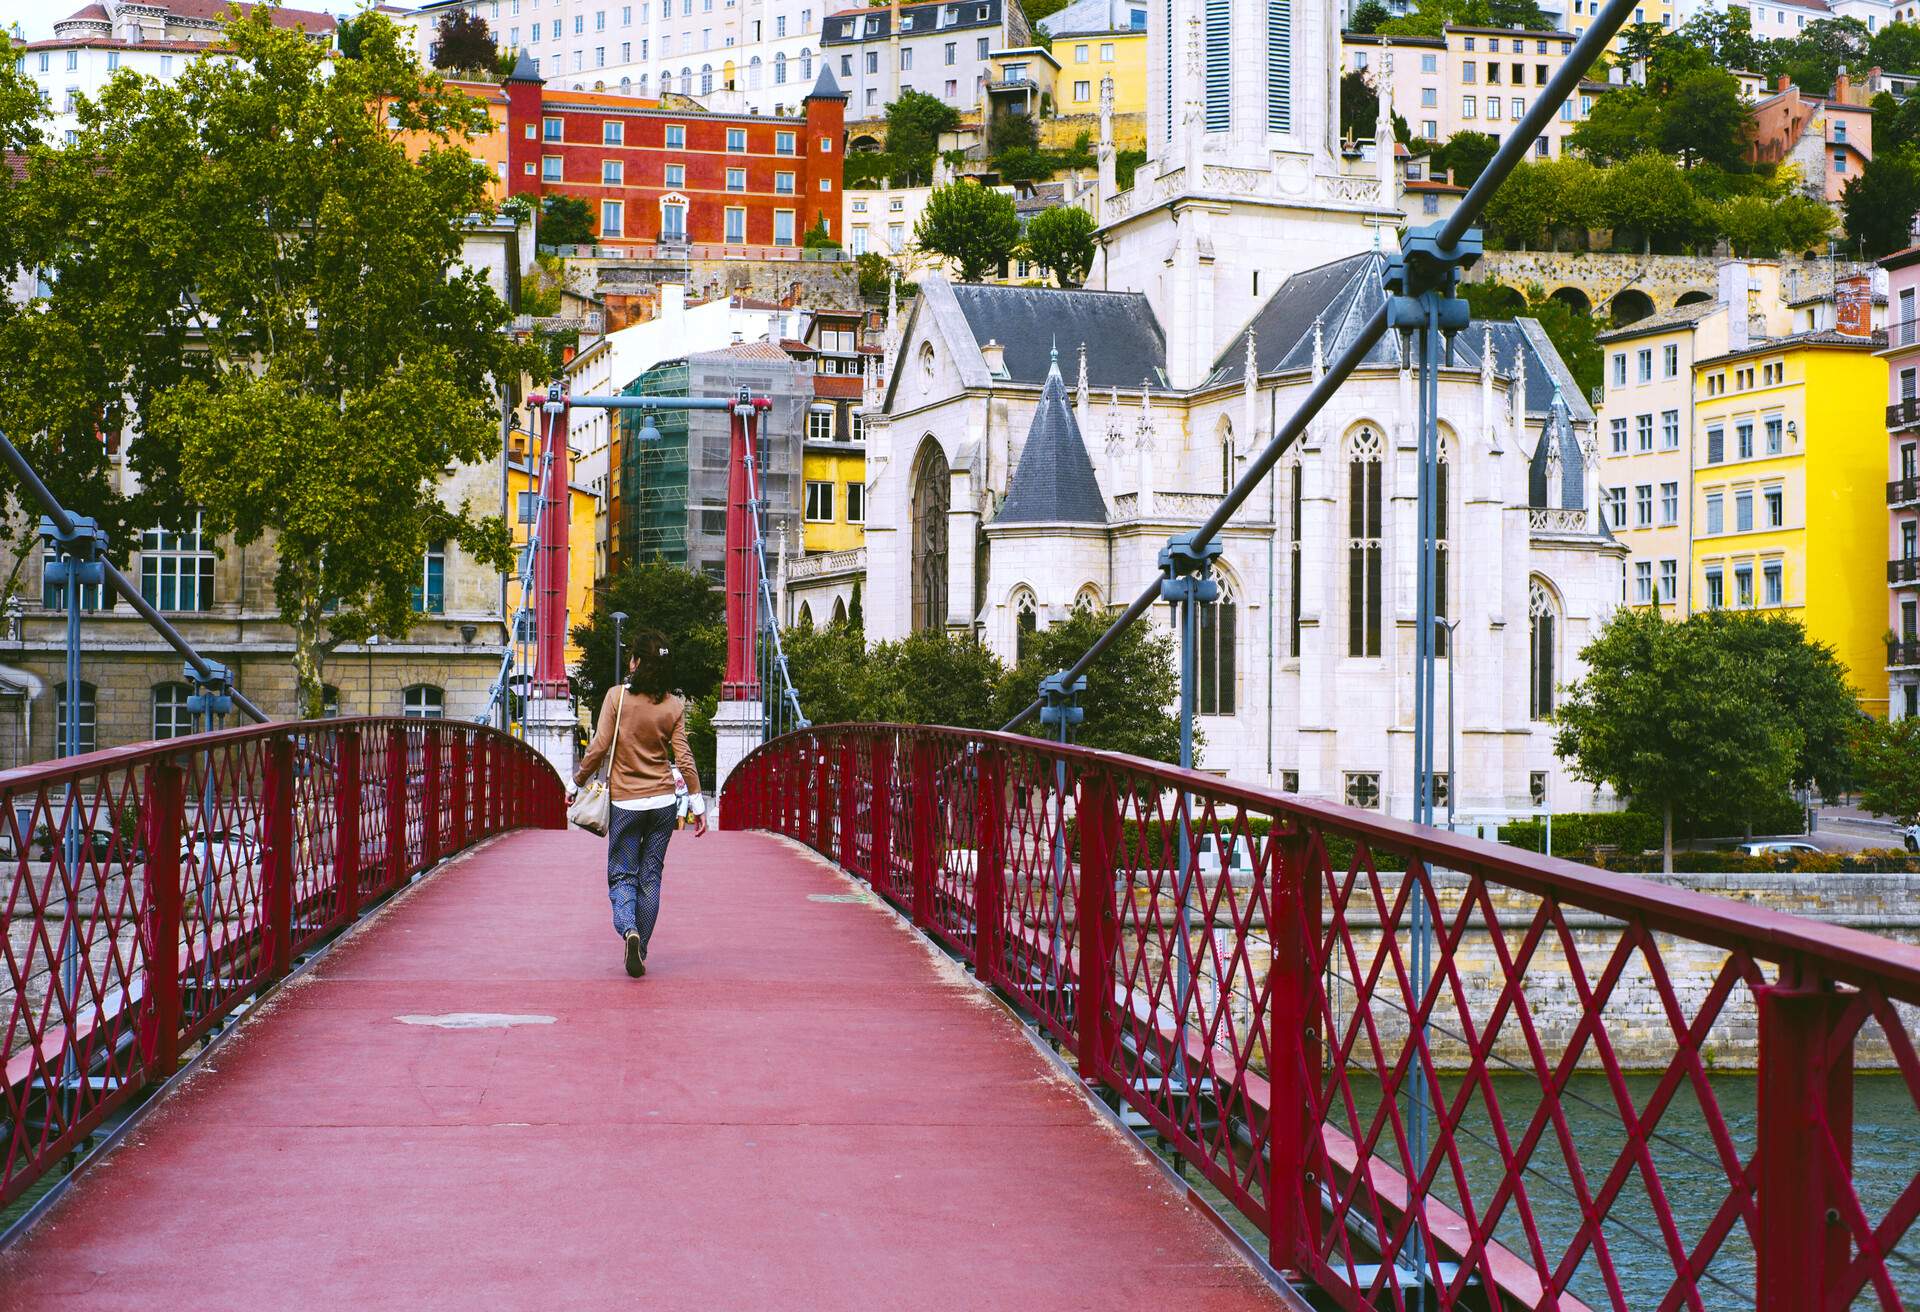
left=181, top=828, right=263, bottom=871
left=1196, top=833, right=1256, bottom=879
left=1902, top=823, right=1920, bottom=853
left=1736, top=840, right=1823, bottom=857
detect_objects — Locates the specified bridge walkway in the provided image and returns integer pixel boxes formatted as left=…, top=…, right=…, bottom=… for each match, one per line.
left=0, top=827, right=1287, bottom=1311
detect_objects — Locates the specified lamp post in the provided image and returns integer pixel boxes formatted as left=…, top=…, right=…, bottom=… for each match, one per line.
left=611, top=610, right=628, bottom=689
left=366, top=633, right=379, bottom=715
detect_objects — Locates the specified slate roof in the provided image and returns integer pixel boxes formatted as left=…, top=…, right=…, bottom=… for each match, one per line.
left=1207, top=250, right=1591, bottom=419
left=995, top=348, right=1108, bottom=525
left=807, top=66, right=847, bottom=101
left=1529, top=393, right=1587, bottom=511
left=1037, top=0, right=1147, bottom=36
left=949, top=284, right=1167, bottom=389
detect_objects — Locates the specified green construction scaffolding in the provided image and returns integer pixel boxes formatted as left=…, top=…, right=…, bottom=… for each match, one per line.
left=619, top=360, right=690, bottom=566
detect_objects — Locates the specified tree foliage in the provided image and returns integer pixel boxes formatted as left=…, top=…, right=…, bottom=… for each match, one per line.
left=1600, top=151, right=1704, bottom=253
left=1378, top=0, right=1551, bottom=37
left=1554, top=608, right=1860, bottom=869
left=1348, top=0, right=1391, bottom=32
left=1, top=12, right=528, bottom=718
left=569, top=558, right=728, bottom=718
left=1842, top=146, right=1920, bottom=258
left=1870, top=22, right=1920, bottom=74
left=540, top=194, right=595, bottom=247
left=915, top=181, right=1020, bottom=281
left=1432, top=130, right=1497, bottom=187
left=988, top=110, right=1040, bottom=158
left=1659, top=70, right=1751, bottom=171
left=1760, top=16, right=1871, bottom=96
left=997, top=608, right=1185, bottom=762
left=883, top=90, right=960, bottom=186
left=1709, top=191, right=1834, bottom=257
left=433, top=9, right=498, bottom=72
left=1854, top=715, right=1920, bottom=824
left=1022, top=205, right=1097, bottom=287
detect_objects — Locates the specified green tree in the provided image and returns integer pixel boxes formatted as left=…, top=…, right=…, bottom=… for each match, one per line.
left=988, top=110, right=1040, bottom=157
left=915, top=181, right=1020, bottom=281
left=1600, top=151, right=1703, bottom=252
left=997, top=608, right=1184, bottom=763
left=1842, top=146, right=1920, bottom=257
left=1554, top=608, right=1794, bottom=871
left=1482, top=159, right=1559, bottom=249
left=433, top=9, right=498, bottom=71
left=42, top=11, right=527, bottom=718
left=1379, top=0, right=1549, bottom=36
left=867, top=630, right=1008, bottom=727
left=569, top=558, right=728, bottom=719
left=1025, top=0, right=1074, bottom=24
left=1712, top=191, right=1834, bottom=256
left=1871, top=21, right=1920, bottom=73
left=1433, top=130, right=1497, bottom=187
left=1568, top=86, right=1663, bottom=165
left=1701, top=609, right=1861, bottom=798
left=1339, top=69, right=1377, bottom=142
left=1673, top=7, right=1762, bottom=72
left=856, top=251, right=915, bottom=303
left=1349, top=0, right=1391, bottom=32
left=1022, top=205, right=1097, bottom=287
left=335, top=11, right=376, bottom=59
left=1762, top=16, right=1872, bottom=95
left=884, top=90, right=960, bottom=185
left=1873, top=90, right=1920, bottom=155
left=540, top=194, right=596, bottom=247
left=1659, top=69, right=1751, bottom=170
left=1854, top=716, right=1920, bottom=824
left=775, top=620, right=871, bottom=727
left=803, top=214, right=840, bottom=248
left=1488, top=0, right=1553, bottom=29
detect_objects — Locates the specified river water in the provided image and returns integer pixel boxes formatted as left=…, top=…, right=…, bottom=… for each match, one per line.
left=1183, top=1071, right=1917, bottom=1310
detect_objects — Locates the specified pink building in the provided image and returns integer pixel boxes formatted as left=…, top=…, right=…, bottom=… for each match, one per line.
left=1882, top=246, right=1920, bottom=719
left=1748, top=74, right=1874, bottom=204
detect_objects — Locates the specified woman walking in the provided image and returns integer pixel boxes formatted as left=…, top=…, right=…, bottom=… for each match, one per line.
left=573, top=629, right=706, bottom=977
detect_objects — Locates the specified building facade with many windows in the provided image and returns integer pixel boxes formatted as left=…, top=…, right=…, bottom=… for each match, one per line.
left=503, top=53, right=846, bottom=245
left=1690, top=314, right=1889, bottom=712
left=820, top=0, right=1030, bottom=115
left=1341, top=26, right=1586, bottom=160
left=1881, top=246, right=1920, bottom=719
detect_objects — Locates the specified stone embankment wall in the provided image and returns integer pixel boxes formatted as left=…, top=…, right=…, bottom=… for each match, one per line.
left=588, top=257, right=860, bottom=330
left=1474, top=251, right=1873, bottom=320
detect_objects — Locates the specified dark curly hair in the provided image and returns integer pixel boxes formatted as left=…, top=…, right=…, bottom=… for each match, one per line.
left=624, top=628, right=676, bottom=701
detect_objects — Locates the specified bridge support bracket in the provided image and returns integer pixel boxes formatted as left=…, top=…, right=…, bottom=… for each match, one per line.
left=1037, top=672, right=1085, bottom=745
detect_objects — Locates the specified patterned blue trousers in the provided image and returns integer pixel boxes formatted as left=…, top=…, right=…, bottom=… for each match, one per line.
left=607, top=804, right=676, bottom=951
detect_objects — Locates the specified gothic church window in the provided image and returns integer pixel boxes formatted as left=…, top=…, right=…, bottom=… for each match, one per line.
left=1529, top=578, right=1557, bottom=720
left=1013, top=588, right=1039, bottom=661
left=911, top=440, right=950, bottom=632
left=1347, top=427, right=1383, bottom=658
left=1198, top=575, right=1236, bottom=715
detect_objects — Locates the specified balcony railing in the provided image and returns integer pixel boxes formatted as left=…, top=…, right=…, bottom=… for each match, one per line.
left=1891, top=638, right=1920, bottom=667
left=1889, top=397, right=1920, bottom=429
left=1889, top=316, right=1920, bottom=350
left=1891, top=556, right=1920, bottom=585
left=1891, top=477, right=1920, bottom=507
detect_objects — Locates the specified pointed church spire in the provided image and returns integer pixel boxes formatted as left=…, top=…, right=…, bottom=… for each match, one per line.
left=997, top=351, right=1108, bottom=524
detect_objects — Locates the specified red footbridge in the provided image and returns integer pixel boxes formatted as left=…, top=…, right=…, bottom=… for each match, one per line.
left=1, top=719, right=1916, bottom=1310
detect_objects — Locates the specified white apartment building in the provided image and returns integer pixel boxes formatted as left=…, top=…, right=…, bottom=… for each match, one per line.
left=1671, top=0, right=1897, bottom=36
left=819, top=0, right=1031, bottom=115
left=399, top=0, right=836, bottom=115
left=844, top=180, right=1017, bottom=275
left=12, top=0, right=337, bottom=139
left=1342, top=26, right=1587, bottom=157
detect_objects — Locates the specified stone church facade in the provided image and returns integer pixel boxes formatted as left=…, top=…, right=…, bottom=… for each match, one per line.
left=802, top=0, right=1627, bottom=820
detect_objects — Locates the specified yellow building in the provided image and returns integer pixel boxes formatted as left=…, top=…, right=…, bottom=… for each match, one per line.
left=1039, top=0, right=1149, bottom=118
left=1562, top=0, right=1674, bottom=48
left=802, top=446, right=867, bottom=553
left=388, top=79, right=510, bottom=201
left=797, top=308, right=871, bottom=555
left=1690, top=327, right=1890, bottom=709
left=507, top=421, right=600, bottom=668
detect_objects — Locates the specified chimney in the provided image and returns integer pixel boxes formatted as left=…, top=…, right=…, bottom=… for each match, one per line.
left=1836, top=274, right=1873, bottom=337
left=1719, top=259, right=1750, bottom=353
left=1835, top=71, right=1851, bottom=103
left=980, top=338, right=1005, bottom=376
left=1778, top=74, right=1791, bottom=91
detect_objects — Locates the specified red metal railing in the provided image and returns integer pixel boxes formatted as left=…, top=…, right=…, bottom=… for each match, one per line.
left=0, top=718, right=563, bottom=1210
left=723, top=726, right=1920, bottom=1312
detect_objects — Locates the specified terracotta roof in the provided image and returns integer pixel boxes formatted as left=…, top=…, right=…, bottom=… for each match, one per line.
left=1595, top=300, right=1718, bottom=344
left=62, top=3, right=109, bottom=19
left=814, top=375, right=865, bottom=399
left=704, top=340, right=793, bottom=362
left=1695, top=328, right=1885, bottom=366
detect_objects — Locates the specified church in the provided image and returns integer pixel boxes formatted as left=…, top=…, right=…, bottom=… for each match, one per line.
left=803, top=4, right=1626, bottom=821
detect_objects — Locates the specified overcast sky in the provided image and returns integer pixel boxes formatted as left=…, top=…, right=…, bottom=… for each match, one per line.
left=5, top=0, right=373, bottom=41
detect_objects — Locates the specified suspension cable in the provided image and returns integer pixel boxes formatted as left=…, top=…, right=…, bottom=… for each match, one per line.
left=478, top=401, right=557, bottom=729
left=998, top=0, right=1641, bottom=733
left=739, top=405, right=807, bottom=733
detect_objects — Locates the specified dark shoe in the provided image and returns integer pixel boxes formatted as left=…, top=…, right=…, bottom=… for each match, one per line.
left=624, top=931, right=644, bottom=978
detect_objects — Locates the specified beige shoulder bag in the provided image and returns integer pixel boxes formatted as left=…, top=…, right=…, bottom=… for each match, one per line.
left=567, top=689, right=625, bottom=836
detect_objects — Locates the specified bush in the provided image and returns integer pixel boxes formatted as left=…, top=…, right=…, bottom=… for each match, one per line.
left=1498, top=810, right=1665, bottom=856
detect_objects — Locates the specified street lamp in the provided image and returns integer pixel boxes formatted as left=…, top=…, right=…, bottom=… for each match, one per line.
left=611, top=610, right=628, bottom=689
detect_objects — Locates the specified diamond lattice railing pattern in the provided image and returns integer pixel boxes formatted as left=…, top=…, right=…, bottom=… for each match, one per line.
left=0, top=718, right=563, bottom=1212
left=722, top=725, right=1920, bottom=1312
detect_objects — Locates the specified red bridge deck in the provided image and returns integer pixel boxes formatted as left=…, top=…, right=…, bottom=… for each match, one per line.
left=0, top=828, right=1286, bottom=1311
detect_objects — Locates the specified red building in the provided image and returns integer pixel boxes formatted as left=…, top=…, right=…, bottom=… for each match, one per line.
left=503, top=51, right=847, bottom=249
